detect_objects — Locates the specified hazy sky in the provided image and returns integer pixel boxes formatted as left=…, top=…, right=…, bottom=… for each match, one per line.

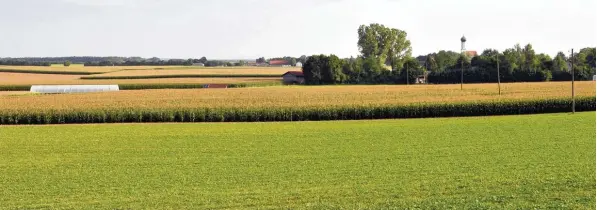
left=1, top=0, right=595, bottom=59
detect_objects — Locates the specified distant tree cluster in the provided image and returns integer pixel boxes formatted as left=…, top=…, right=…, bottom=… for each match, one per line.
left=0, top=59, right=51, bottom=66
left=303, top=54, right=423, bottom=85
left=423, top=45, right=596, bottom=83
left=0, top=56, right=244, bottom=67
left=303, top=24, right=421, bottom=85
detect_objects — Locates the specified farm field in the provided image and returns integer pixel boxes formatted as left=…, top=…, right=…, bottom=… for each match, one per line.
left=0, top=112, right=594, bottom=209
left=84, top=68, right=294, bottom=77
left=0, top=81, right=593, bottom=111
left=0, top=72, right=280, bottom=85
left=0, top=65, right=299, bottom=75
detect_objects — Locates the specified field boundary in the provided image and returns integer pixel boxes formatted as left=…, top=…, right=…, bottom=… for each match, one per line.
left=0, top=69, right=99, bottom=75
left=0, top=97, right=593, bottom=125
left=80, top=74, right=282, bottom=80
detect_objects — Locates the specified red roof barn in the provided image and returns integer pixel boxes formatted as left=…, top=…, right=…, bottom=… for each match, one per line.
left=269, top=60, right=290, bottom=66
left=282, top=71, right=305, bottom=84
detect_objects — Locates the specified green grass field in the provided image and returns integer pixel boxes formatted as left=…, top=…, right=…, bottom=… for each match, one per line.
left=0, top=113, right=594, bottom=209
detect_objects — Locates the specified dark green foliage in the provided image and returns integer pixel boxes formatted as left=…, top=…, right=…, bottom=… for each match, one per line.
left=0, top=85, right=31, bottom=91
left=0, top=69, right=96, bottom=75
left=1, top=97, right=593, bottom=125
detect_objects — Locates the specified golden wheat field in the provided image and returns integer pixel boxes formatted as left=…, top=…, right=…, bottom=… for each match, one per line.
left=0, top=72, right=280, bottom=85
left=0, top=82, right=593, bottom=112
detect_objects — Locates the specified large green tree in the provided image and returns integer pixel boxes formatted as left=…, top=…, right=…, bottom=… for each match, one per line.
left=357, top=23, right=411, bottom=70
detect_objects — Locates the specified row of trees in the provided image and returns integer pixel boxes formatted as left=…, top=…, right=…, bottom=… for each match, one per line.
left=0, top=56, right=249, bottom=67
left=303, top=55, right=423, bottom=85
left=424, top=45, right=596, bottom=83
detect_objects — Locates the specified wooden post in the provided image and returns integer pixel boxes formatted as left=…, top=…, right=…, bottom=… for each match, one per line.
left=461, top=59, right=464, bottom=90
left=497, top=54, right=501, bottom=95
left=406, top=63, right=409, bottom=85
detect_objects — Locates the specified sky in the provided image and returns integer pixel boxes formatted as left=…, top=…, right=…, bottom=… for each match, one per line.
left=0, top=0, right=595, bottom=59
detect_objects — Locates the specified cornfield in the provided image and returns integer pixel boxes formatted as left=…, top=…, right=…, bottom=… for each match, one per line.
left=0, top=82, right=594, bottom=124
left=0, top=97, right=593, bottom=124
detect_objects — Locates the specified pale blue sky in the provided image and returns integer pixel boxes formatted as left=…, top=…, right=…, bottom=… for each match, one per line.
left=0, top=0, right=595, bottom=59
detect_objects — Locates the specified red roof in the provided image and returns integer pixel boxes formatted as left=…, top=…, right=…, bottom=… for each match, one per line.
left=465, top=51, right=478, bottom=57
left=269, top=60, right=289, bottom=65
left=283, top=71, right=304, bottom=77
left=205, top=84, right=228, bottom=88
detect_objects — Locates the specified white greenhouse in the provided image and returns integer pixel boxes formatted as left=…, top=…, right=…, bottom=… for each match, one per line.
left=30, top=85, right=120, bottom=94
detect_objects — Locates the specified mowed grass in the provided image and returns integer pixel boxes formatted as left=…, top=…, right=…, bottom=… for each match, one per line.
left=0, top=81, right=594, bottom=111
left=0, top=113, right=594, bottom=209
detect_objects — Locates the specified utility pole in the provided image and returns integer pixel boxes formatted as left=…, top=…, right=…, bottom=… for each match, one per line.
left=571, top=49, right=575, bottom=114
left=406, top=63, right=410, bottom=85
left=497, top=54, right=501, bottom=95
left=461, top=59, right=464, bottom=90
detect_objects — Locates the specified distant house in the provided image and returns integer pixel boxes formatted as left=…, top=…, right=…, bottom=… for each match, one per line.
left=282, top=71, right=305, bottom=84
left=269, top=59, right=290, bottom=67
left=295, top=62, right=303, bottom=67
left=202, top=84, right=228, bottom=88
left=415, top=71, right=431, bottom=84
left=192, top=63, right=205, bottom=66
left=464, top=51, right=478, bottom=58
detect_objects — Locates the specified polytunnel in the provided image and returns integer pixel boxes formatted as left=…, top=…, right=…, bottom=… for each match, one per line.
left=30, top=85, right=120, bottom=93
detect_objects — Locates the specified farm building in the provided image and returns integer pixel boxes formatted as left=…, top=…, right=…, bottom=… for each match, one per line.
left=282, top=71, right=305, bottom=84
left=269, top=60, right=290, bottom=67
left=415, top=71, right=431, bottom=84
left=296, top=62, right=303, bottom=67
left=192, top=63, right=205, bottom=66
left=464, top=51, right=478, bottom=58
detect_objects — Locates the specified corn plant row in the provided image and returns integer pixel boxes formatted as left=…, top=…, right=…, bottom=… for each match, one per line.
left=0, top=97, right=593, bottom=125
left=0, top=69, right=97, bottom=75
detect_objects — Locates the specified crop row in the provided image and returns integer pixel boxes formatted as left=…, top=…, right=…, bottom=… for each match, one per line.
left=0, top=97, right=593, bottom=124
left=0, top=69, right=97, bottom=75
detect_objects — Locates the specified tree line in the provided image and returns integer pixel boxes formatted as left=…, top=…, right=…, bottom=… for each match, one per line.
left=0, top=56, right=251, bottom=67
left=425, top=45, right=596, bottom=83
left=303, top=23, right=596, bottom=85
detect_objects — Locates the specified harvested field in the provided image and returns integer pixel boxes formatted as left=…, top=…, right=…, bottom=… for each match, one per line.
left=0, top=82, right=593, bottom=111
left=0, top=91, right=29, bottom=96
left=89, top=68, right=296, bottom=77
left=0, top=72, right=280, bottom=85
